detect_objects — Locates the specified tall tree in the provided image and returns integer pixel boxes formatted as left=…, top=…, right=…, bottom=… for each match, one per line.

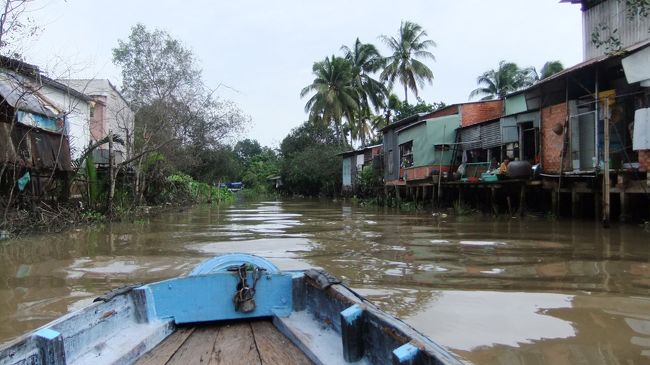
left=341, top=38, right=387, bottom=146
left=341, top=38, right=386, bottom=112
left=113, top=24, right=200, bottom=110
left=379, top=20, right=436, bottom=104
left=388, top=94, right=446, bottom=120
left=538, top=60, right=564, bottom=80
left=300, top=55, right=358, bottom=144
left=469, top=60, right=536, bottom=100
left=280, top=121, right=343, bottom=196
left=112, top=24, right=248, bottom=202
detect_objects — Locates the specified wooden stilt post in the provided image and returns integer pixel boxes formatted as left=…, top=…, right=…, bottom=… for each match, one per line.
left=384, top=184, right=388, bottom=206
left=432, top=185, right=436, bottom=208
left=551, top=190, right=558, bottom=217
left=490, top=187, right=498, bottom=216
left=594, top=188, right=601, bottom=221
left=518, top=183, right=526, bottom=216
left=603, top=98, right=611, bottom=228
left=571, top=187, right=579, bottom=218
left=395, top=185, right=401, bottom=206
left=620, top=192, right=628, bottom=222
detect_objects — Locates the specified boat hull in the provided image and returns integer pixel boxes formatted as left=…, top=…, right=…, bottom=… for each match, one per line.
left=0, top=254, right=465, bottom=365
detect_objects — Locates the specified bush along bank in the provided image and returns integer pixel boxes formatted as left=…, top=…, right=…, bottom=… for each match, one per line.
left=0, top=172, right=234, bottom=241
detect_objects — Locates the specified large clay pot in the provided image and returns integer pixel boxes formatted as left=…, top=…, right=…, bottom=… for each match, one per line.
left=507, top=160, right=532, bottom=178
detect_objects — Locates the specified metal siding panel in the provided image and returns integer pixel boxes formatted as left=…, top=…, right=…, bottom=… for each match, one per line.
left=505, top=94, right=527, bottom=116
left=515, top=111, right=541, bottom=128
left=342, top=157, right=351, bottom=186
left=460, top=127, right=481, bottom=150
left=383, top=130, right=400, bottom=181
left=584, top=0, right=650, bottom=60
left=501, top=117, right=519, bottom=143
left=481, top=121, right=502, bottom=148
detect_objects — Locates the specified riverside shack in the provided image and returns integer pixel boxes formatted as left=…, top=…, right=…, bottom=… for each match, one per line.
left=0, top=57, right=91, bottom=199
left=338, top=144, right=382, bottom=193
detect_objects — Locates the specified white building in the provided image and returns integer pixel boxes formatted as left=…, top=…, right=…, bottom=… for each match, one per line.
left=60, top=79, right=135, bottom=164
left=37, top=78, right=92, bottom=160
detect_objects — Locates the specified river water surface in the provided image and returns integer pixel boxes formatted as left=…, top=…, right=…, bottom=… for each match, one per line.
left=1, top=199, right=650, bottom=364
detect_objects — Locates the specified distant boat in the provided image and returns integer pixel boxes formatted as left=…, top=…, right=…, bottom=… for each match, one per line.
left=218, top=182, right=244, bottom=192
left=0, top=254, right=464, bottom=365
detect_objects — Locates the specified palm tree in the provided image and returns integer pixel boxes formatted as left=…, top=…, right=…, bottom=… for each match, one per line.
left=341, top=38, right=387, bottom=113
left=341, top=38, right=388, bottom=146
left=469, top=60, right=536, bottom=100
left=538, top=60, right=564, bottom=80
left=380, top=20, right=436, bottom=104
left=300, top=56, right=359, bottom=144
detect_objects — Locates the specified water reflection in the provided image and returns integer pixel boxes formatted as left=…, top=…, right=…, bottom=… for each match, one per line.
left=0, top=200, right=649, bottom=364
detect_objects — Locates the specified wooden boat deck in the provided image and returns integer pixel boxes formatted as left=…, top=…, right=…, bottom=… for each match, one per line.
left=134, top=319, right=313, bottom=365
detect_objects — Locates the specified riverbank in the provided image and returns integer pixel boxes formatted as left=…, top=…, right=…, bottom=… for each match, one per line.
left=0, top=200, right=195, bottom=240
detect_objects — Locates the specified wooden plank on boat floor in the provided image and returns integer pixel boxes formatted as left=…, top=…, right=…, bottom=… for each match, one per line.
left=210, top=322, right=261, bottom=365
left=166, top=326, right=223, bottom=365
left=134, top=327, right=195, bottom=365
left=250, top=321, right=312, bottom=365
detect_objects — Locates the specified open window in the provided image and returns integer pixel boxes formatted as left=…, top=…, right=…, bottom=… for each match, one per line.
left=520, top=122, right=539, bottom=163
left=399, top=141, right=413, bottom=168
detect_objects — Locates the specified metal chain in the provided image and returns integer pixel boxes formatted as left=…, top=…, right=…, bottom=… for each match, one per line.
left=233, top=264, right=258, bottom=313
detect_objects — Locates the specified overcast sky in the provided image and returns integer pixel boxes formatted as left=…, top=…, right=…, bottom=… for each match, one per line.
left=21, top=0, right=584, bottom=148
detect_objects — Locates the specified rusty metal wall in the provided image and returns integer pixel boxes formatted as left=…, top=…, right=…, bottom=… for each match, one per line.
left=1, top=121, right=72, bottom=172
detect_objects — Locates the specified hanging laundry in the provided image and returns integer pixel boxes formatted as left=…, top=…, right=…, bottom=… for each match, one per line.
left=17, top=172, right=30, bottom=192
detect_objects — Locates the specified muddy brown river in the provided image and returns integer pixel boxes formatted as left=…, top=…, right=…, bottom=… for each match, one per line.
left=1, top=199, right=649, bottom=364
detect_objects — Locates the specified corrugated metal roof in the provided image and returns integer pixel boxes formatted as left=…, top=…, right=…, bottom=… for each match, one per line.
left=506, top=39, right=650, bottom=99
left=336, top=144, right=383, bottom=157
left=0, top=70, right=62, bottom=118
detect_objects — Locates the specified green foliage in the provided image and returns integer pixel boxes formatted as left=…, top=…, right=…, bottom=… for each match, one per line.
left=626, top=0, right=650, bottom=18
left=113, top=23, right=200, bottom=109
left=356, top=167, right=383, bottom=198
left=113, top=24, right=249, bottom=198
left=590, top=1, right=650, bottom=54
left=379, top=20, right=436, bottom=104
left=389, top=95, right=446, bottom=121
left=301, top=55, right=358, bottom=144
left=85, top=153, right=99, bottom=207
left=469, top=60, right=536, bottom=100
left=234, top=139, right=263, bottom=165
left=143, top=151, right=165, bottom=171
left=282, top=144, right=342, bottom=196
left=538, top=61, right=564, bottom=80
left=591, top=23, right=622, bottom=55
left=241, top=151, right=279, bottom=192
left=341, top=38, right=389, bottom=145
left=280, top=121, right=344, bottom=196
left=166, top=173, right=234, bottom=204
left=280, top=122, right=340, bottom=155
left=80, top=210, right=105, bottom=222
left=188, top=145, right=241, bottom=184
